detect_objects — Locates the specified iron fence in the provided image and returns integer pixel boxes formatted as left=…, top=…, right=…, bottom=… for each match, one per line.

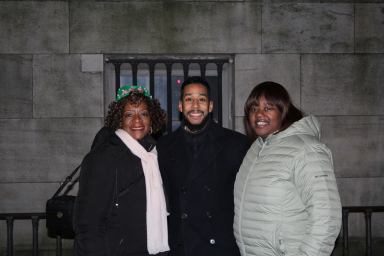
left=0, top=213, right=64, bottom=256
left=1, top=206, right=384, bottom=256
left=342, top=206, right=384, bottom=256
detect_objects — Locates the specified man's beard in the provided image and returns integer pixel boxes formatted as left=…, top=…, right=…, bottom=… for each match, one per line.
left=183, top=112, right=210, bottom=134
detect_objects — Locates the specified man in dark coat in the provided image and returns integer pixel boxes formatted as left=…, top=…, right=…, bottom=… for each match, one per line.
left=157, top=76, right=251, bottom=256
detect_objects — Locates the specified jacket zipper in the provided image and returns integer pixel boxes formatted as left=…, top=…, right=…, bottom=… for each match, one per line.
left=115, top=168, right=119, bottom=208
left=238, top=140, right=267, bottom=254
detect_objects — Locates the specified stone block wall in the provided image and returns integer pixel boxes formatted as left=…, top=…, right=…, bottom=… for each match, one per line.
left=0, top=0, right=383, bottom=254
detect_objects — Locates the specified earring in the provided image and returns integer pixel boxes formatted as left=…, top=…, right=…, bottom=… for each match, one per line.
left=149, top=127, right=153, bottom=135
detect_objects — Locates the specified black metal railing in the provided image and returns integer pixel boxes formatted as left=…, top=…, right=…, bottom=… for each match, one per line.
left=1, top=206, right=384, bottom=256
left=342, top=206, right=384, bottom=256
left=0, top=212, right=66, bottom=256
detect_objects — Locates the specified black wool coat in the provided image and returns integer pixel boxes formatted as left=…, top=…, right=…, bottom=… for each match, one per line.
left=157, top=121, right=251, bottom=256
left=74, top=129, right=154, bottom=256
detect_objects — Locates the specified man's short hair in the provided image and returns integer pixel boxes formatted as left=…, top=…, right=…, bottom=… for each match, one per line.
left=180, top=76, right=211, bottom=100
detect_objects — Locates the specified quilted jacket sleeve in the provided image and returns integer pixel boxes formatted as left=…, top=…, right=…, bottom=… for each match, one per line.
left=293, top=144, right=342, bottom=256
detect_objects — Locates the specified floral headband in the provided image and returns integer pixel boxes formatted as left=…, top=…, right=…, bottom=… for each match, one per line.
left=116, top=85, right=152, bottom=101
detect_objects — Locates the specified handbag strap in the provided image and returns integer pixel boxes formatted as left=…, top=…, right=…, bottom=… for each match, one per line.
left=51, top=164, right=81, bottom=199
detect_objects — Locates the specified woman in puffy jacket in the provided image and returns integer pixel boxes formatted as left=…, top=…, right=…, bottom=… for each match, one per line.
left=234, top=81, right=342, bottom=256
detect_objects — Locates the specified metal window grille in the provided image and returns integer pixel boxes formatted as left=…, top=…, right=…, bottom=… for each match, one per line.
left=104, top=56, right=232, bottom=134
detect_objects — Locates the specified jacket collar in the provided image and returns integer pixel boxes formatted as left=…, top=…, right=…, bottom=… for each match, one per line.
left=170, top=120, right=225, bottom=184
left=110, top=131, right=155, bottom=147
left=256, top=115, right=321, bottom=146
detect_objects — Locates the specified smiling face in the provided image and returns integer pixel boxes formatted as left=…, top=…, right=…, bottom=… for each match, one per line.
left=121, top=102, right=151, bottom=140
left=248, top=95, right=283, bottom=139
left=178, top=83, right=213, bottom=125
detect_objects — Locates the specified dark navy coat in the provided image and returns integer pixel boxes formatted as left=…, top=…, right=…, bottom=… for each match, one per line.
left=157, top=121, right=251, bottom=256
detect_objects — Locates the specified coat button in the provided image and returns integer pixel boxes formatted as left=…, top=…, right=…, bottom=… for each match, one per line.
left=180, top=186, right=187, bottom=194
left=203, top=185, right=211, bottom=192
left=209, top=239, right=215, bottom=245
left=181, top=213, right=188, bottom=219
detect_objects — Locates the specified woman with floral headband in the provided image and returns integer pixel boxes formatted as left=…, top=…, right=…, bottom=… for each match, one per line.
left=74, top=85, right=169, bottom=256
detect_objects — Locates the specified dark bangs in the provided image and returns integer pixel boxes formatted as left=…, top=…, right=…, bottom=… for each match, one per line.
left=244, top=81, right=303, bottom=140
left=244, top=82, right=289, bottom=119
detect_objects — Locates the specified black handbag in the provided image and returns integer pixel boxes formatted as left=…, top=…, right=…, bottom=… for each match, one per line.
left=46, top=165, right=81, bottom=239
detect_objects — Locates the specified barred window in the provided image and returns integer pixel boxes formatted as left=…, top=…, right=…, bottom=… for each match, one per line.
left=104, top=55, right=233, bottom=134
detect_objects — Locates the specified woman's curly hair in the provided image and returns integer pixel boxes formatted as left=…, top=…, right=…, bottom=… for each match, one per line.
left=105, top=91, right=167, bottom=133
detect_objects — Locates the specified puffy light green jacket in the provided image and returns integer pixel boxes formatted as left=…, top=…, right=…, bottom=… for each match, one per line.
left=234, top=116, right=341, bottom=256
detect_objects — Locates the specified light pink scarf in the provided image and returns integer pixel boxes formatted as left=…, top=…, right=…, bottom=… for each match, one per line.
left=115, top=129, right=169, bottom=254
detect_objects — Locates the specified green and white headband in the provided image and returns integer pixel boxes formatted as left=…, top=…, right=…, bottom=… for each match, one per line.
left=116, top=85, right=152, bottom=101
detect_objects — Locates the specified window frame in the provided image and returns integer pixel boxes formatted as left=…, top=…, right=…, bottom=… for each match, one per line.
left=104, top=55, right=234, bottom=133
